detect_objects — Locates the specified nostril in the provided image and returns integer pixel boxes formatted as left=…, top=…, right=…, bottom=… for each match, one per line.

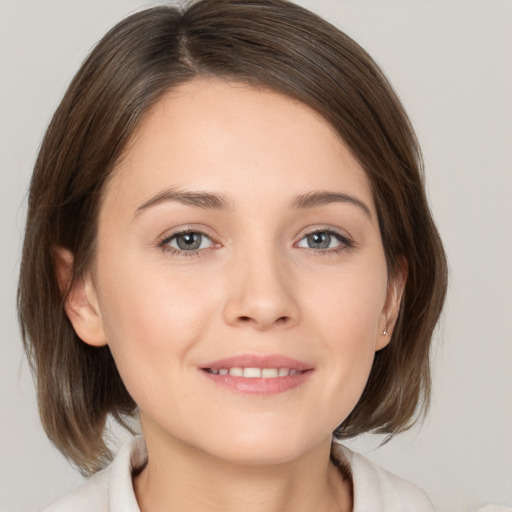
left=236, top=315, right=291, bottom=326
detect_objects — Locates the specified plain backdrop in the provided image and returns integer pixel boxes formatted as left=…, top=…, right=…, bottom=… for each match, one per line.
left=1, top=1, right=511, bottom=511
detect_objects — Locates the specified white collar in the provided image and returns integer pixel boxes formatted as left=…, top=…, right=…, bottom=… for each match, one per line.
left=45, top=435, right=434, bottom=512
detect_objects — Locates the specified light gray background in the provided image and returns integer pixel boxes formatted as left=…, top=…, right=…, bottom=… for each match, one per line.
left=1, top=1, right=511, bottom=511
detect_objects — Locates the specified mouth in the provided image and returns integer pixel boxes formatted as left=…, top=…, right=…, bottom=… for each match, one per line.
left=200, top=355, right=313, bottom=395
left=204, top=367, right=305, bottom=378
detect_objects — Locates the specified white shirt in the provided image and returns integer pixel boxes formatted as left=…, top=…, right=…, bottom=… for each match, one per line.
left=42, top=436, right=435, bottom=511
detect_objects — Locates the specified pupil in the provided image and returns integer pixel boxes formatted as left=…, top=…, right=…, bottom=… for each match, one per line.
left=177, top=233, right=201, bottom=250
left=308, top=232, right=330, bottom=249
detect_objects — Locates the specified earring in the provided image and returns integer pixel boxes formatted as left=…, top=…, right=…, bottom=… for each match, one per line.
left=382, top=329, right=388, bottom=336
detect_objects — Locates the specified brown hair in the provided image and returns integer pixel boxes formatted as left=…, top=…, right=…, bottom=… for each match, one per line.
left=18, top=0, right=447, bottom=474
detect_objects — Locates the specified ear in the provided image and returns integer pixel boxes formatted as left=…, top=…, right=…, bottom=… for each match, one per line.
left=53, top=247, right=108, bottom=347
left=376, top=257, right=408, bottom=351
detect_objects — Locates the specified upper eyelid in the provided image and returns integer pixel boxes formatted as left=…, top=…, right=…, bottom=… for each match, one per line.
left=158, top=225, right=217, bottom=244
left=295, top=225, right=351, bottom=242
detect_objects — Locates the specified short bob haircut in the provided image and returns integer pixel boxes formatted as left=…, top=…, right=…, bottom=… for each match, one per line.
left=18, top=0, right=447, bottom=475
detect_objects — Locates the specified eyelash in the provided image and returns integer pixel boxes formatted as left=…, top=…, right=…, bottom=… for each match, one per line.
left=157, top=227, right=218, bottom=257
left=297, top=228, right=354, bottom=256
left=157, top=227, right=354, bottom=258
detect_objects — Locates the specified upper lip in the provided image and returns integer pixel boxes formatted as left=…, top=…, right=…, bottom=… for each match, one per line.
left=201, top=354, right=313, bottom=371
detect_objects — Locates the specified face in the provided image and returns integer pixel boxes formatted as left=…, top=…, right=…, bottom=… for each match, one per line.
left=68, top=78, right=401, bottom=465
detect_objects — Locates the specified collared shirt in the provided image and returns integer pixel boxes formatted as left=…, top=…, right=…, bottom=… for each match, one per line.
left=42, top=436, right=435, bottom=511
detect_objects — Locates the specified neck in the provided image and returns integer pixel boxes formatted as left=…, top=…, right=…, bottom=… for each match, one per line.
left=133, top=422, right=352, bottom=512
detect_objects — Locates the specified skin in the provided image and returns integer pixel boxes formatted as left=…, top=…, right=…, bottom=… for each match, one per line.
left=60, top=78, right=405, bottom=512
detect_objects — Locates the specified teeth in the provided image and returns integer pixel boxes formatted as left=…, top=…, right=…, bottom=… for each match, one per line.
left=243, top=367, right=262, bottom=378
left=208, top=367, right=301, bottom=378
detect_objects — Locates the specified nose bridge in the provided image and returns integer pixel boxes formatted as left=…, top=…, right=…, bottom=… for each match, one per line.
left=222, top=236, right=300, bottom=330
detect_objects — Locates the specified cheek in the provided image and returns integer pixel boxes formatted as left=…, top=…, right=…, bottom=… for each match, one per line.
left=303, top=256, right=387, bottom=340
left=299, top=259, right=387, bottom=407
left=99, top=249, right=210, bottom=327
left=94, top=257, right=217, bottom=390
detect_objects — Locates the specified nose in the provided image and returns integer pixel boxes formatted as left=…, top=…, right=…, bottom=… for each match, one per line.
left=222, top=248, right=301, bottom=331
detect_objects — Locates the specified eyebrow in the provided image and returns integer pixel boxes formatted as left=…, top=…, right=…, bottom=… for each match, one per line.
left=134, top=187, right=371, bottom=219
left=289, top=191, right=371, bottom=218
left=134, top=188, right=234, bottom=218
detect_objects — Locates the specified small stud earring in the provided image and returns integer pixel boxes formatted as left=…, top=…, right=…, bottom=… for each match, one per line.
left=382, top=329, right=388, bottom=336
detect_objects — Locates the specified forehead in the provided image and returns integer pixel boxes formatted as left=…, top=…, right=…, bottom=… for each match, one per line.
left=102, top=78, right=375, bottom=218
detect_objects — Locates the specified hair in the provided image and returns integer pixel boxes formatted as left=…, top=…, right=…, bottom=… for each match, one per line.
left=18, top=0, right=447, bottom=475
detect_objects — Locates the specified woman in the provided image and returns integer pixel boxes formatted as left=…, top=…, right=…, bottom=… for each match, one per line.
left=18, top=0, right=447, bottom=510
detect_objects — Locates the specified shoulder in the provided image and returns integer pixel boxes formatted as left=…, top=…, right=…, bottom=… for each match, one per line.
left=41, top=436, right=146, bottom=512
left=41, top=468, right=110, bottom=512
left=332, top=442, right=436, bottom=512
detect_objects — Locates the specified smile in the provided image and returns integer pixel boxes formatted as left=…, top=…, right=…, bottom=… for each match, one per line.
left=200, top=355, right=313, bottom=395
left=205, top=367, right=303, bottom=378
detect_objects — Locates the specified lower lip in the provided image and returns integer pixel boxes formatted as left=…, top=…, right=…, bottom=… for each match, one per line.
left=201, top=370, right=313, bottom=395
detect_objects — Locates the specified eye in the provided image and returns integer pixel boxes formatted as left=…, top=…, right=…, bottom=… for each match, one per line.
left=296, top=229, right=352, bottom=252
left=159, top=230, right=215, bottom=254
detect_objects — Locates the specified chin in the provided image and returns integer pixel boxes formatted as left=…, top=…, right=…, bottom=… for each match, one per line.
left=197, top=425, right=328, bottom=467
